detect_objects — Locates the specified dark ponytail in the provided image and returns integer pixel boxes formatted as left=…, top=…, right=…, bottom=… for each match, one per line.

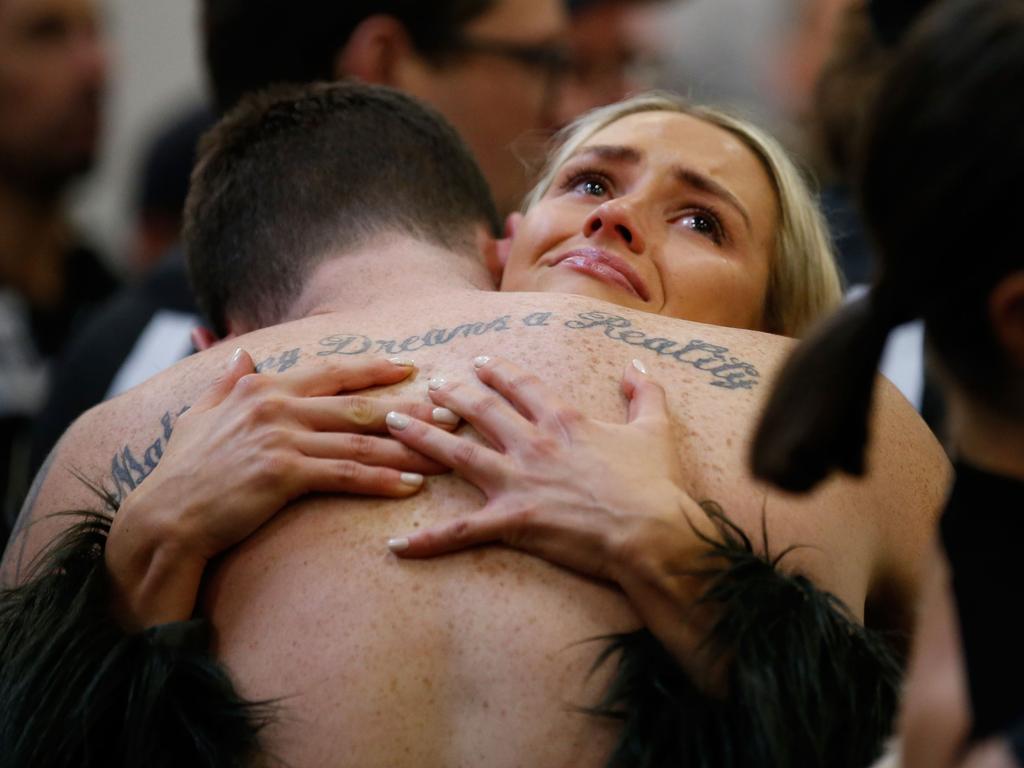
left=755, top=0, right=1024, bottom=491
left=751, top=288, right=906, bottom=492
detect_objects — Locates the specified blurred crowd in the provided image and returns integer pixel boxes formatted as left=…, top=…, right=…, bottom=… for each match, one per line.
left=1, top=0, right=1022, bottom=766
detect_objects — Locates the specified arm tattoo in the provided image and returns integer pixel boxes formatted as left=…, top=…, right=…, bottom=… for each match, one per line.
left=108, top=406, right=190, bottom=505
left=3, top=347, right=301, bottom=585
left=316, top=309, right=760, bottom=391
left=564, top=311, right=760, bottom=390
left=317, top=316, right=513, bottom=357
left=255, top=347, right=301, bottom=373
left=106, top=348, right=303, bottom=504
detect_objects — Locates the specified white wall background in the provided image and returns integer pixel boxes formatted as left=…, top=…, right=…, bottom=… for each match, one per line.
left=69, top=0, right=204, bottom=272
left=645, top=0, right=795, bottom=133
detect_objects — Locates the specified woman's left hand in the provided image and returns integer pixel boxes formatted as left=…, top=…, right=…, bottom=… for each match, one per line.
left=384, top=355, right=720, bottom=669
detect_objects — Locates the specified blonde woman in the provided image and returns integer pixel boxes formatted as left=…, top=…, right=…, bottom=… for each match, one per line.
left=502, top=92, right=841, bottom=338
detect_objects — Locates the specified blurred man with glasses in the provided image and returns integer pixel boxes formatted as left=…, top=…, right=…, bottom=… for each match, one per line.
left=203, top=0, right=572, bottom=216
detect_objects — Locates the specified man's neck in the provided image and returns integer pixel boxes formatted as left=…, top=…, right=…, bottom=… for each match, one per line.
left=282, top=235, right=495, bottom=322
left=0, top=178, right=69, bottom=307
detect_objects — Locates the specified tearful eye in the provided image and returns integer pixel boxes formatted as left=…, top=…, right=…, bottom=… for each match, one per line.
left=679, top=212, right=723, bottom=244
left=574, top=178, right=608, bottom=197
left=559, top=168, right=613, bottom=199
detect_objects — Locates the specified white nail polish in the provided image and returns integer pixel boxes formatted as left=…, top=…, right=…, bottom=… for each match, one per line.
left=400, top=473, right=424, bottom=487
left=388, top=537, right=410, bottom=552
left=473, top=356, right=491, bottom=368
left=632, top=358, right=648, bottom=375
left=386, top=411, right=410, bottom=430
left=389, top=357, right=415, bottom=367
left=432, top=407, right=459, bottom=425
left=428, top=377, right=447, bottom=391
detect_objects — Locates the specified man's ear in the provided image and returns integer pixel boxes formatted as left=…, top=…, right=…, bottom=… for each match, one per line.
left=488, top=212, right=522, bottom=284
left=191, top=325, right=227, bottom=352
left=333, top=15, right=414, bottom=85
left=989, top=271, right=1024, bottom=369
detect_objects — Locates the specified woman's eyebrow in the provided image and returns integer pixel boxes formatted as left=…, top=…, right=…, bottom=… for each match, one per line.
left=568, top=144, right=642, bottom=164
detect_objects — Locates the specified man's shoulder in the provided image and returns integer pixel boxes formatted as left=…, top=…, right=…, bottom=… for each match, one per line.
left=0, top=382, right=189, bottom=585
left=0, top=409, right=111, bottom=585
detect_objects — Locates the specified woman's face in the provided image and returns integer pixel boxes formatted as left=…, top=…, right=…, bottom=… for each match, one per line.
left=500, top=111, right=779, bottom=329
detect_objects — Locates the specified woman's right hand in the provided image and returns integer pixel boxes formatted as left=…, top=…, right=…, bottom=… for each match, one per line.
left=106, top=348, right=456, bottom=629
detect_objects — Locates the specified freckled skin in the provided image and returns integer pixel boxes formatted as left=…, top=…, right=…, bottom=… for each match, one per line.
left=15, top=289, right=948, bottom=767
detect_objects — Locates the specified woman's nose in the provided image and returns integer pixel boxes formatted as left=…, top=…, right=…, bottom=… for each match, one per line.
left=583, top=200, right=646, bottom=254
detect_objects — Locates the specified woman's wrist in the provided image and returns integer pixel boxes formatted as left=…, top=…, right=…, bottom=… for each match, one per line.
left=105, top=485, right=209, bottom=631
left=609, top=488, right=727, bottom=686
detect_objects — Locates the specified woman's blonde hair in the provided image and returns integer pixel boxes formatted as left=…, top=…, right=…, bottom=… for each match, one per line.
left=523, top=92, right=842, bottom=338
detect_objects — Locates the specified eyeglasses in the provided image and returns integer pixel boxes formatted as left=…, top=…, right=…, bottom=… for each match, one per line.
left=447, top=36, right=573, bottom=79
left=445, top=35, right=573, bottom=114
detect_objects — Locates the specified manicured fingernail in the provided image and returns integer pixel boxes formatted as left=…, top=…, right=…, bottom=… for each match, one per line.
left=432, top=407, right=459, bottom=425
left=631, top=358, right=648, bottom=375
left=473, top=356, right=491, bottom=368
left=388, top=537, right=410, bottom=552
left=428, top=376, right=447, bottom=391
left=389, top=357, right=415, bottom=367
left=400, top=472, right=423, bottom=488
left=231, top=347, right=244, bottom=364
left=386, top=411, right=410, bottom=430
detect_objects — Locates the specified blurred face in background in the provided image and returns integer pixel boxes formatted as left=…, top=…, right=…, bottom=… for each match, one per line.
left=0, top=0, right=107, bottom=194
left=402, top=0, right=664, bottom=216
left=554, top=0, right=659, bottom=128
left=408, top=0, right=570, bottom=216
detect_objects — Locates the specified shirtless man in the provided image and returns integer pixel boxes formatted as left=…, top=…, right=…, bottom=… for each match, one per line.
left=2, top=84, right=948, bottom=767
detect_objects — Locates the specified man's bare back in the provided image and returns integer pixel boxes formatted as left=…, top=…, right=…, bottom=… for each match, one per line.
left=8, top=290, right=948, bottom=767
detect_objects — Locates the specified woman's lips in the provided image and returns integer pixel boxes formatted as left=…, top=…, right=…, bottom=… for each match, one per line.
left=552, top=248, right=651, bottom=301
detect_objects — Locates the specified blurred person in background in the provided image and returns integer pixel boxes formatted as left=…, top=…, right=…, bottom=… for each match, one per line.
left=0, top=0, right=116, bottom=537
left=26, top=0, right=674, bottom=539
left=770, top=0, right=950, bottom=437
left=126, top=103, right=214, bottom=276
left=776, top=0, right=883, bottom=287
left=202, top=0, right=571, bottom=217
left=778, top=0, right=934, bottom=287
left=553, top=0, right=665, bottom=127
left=752, top=2, right=1024, bottom=765
left=26, top=104, right=214, bottom=501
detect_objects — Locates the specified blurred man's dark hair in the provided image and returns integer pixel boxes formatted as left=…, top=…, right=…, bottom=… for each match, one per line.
left=203, top=1, right=497, bottom=113
left=130, top=104, right=215, bottom=274
left=866, top=0, right=935, bottom=45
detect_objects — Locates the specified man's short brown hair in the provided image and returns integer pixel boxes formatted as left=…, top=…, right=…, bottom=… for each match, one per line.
left=183, top=82, right=501, bottom=336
